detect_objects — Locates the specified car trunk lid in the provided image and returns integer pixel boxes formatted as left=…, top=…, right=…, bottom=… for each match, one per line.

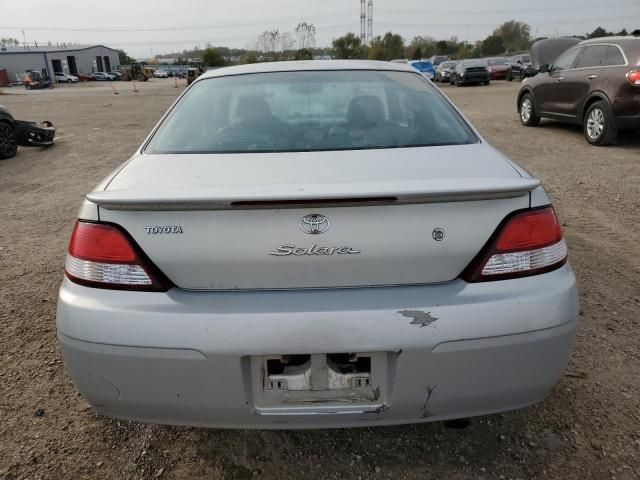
left=93, top=145, right=536, bottom=290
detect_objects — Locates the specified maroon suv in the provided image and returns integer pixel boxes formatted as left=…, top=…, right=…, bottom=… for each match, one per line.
left=517, top=36, right=640, bottom=145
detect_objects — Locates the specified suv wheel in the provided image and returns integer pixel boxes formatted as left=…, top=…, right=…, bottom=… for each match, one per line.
left=0, top=122, right=18, bottom=159
left=584, top=101, right=618, bottom=146
left=519, top=93, right=540, bottom=126
left=506, top=70, right=512, bottom=81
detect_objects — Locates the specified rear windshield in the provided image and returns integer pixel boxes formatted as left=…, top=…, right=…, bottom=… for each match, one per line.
left=410, top=61, right=434, bottom=71
left=522, top=55, right=531, bottom=62
left=487, top=58, right=508, bottom=65
left=145, top=70, right=477, bottom=154
left=462, top=60, right=488, bottom=68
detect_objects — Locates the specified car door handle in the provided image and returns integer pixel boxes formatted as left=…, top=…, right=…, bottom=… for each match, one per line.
left=587, top=74, right=598, bottom=80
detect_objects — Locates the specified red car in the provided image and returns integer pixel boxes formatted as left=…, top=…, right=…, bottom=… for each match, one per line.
left=487, top=57, right=510, bottom=80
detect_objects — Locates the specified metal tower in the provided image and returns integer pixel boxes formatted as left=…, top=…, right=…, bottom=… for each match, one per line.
left=360, top=0, right=366, bottom=44
left=367, top=0, right=373, bottom=44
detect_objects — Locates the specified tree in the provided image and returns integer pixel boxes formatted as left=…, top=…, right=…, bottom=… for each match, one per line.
left=410, top=35, right=436, bottom=58
left=481, top=35, right=504, bottom=55
left=412, top=47, right=422, bottom=60
left=332, top=33, right=363, bottom=59
left=202, top=47, right=226, bottom=67
left=367, top=37, right=386, bottom=60
left=295, top=22, right=316, bottom=51
left=586, top=26, right=612, bottom=38
left=494, top=20, right=531, bottom=52
left=117, top=49, right=135, bottom=65
left=382, top=32, right=405, bottom=60
left=0, top=37, right=20, bottom=47
left=456, top=44, right=473, bottom=59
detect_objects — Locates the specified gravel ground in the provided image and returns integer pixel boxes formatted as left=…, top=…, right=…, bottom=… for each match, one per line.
left=0, top=78, right=639, bottom=480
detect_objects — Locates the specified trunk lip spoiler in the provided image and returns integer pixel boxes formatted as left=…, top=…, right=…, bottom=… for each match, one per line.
left=87, top=178, right=541, bottom=210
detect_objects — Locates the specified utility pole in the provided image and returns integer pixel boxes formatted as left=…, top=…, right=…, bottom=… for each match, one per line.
left=360, top=0, right=366, bottom=45
left=367, top=0, right=373, bottom=44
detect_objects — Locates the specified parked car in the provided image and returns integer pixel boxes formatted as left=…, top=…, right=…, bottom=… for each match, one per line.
left=518, top=36, right=640, bottom=145
left=0, top=105, right=56, bottom=159
left=54, top=72, right=79, bottom=83
left=109, top=71, right=122, bottom=80
left=57, top=60, right=578, bottom=429
left=506, top=54, right=532, bottom=81
left=77, top=74, right=95, bottom=81
left=486, top=57, right=510, bottom=80
left=450, top=59, right=491, bottom=86
left=408, top=60, right=436, bottom=80
left=429, top=55, right=448, bottom=66
left=92, top=72, right=115, bottom=81
left=154, top=69, right=169, bottom=78
left=434, top=61, right=457, bottom=82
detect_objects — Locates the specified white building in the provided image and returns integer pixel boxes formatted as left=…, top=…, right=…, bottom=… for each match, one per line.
left=0, top=44, right=120, bottom=81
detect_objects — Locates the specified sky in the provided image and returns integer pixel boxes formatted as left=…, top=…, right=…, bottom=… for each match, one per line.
left=2, top=0, right=639, bottom=58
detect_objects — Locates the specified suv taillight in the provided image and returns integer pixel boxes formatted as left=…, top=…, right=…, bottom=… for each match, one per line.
left=65, top=221, right=170, bottom=291
left=627, top=70, right=640, bottom=86
left=462, top=207, right=567, bottom=282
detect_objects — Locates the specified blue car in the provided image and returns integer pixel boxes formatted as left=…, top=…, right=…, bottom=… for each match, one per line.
left=409, top=60, right=436, bottom=80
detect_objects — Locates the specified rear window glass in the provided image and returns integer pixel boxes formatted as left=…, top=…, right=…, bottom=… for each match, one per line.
left=522, top=55, right=531, bottom=63
left=462, top=60, right=488, bottom=68
left=603, top=45, right=626, bottom=66
left=146, top=70, right=478, bottom=154
left=487, top=58, right=508, bottom=65
left=410, top=62, right=434, bottom=71
left=575, top=45, right=608, bottom=68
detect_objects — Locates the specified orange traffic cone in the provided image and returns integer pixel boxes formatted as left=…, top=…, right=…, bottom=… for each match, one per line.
left=133, top=80, right=139, bottom=93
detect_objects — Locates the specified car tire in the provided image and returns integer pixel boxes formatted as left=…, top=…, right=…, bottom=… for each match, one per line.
left=484, top=80, right=490, bottom=85
left=506, top=70, right=512, bottom=81
left=0, top=122, right=18, bottom=160
left=583, top=100, right=618, bottom=146
left=519, top=93, right=540, bottom=127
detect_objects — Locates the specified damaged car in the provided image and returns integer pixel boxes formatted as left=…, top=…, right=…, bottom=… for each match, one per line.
left=0, top=105, right=56, bottom=159
left=57, top=61, right=579, bottom=429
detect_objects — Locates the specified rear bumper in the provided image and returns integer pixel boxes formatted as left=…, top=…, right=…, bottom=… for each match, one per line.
left=57, top=265, right=579, bottom=429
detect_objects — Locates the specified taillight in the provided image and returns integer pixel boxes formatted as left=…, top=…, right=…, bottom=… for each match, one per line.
left=462, top=207, right=567, bottom=282
left=627, top=70, right=640, bottom=86
left=65, top=221, right=170, bottom=291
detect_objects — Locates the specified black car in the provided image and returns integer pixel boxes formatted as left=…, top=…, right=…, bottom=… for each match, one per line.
left=450, top=59, right=491, bottom=86
left=506, top=54, right=532, bottom=81
left=517, top=36, right=640, bottom=145
left=0, top=105, right=56, bottom=159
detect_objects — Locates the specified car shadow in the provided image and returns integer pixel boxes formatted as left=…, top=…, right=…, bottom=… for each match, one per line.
left=538, top=120, right=640, bottom=150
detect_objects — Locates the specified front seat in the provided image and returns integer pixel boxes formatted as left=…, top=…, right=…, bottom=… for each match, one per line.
left=218, top=96, right=290, bottom=149
left=346, top=95, right=386, bottom=129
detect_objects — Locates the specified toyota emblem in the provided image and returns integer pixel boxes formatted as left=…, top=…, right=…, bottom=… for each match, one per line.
left=299, top=214, right=330, bottom=235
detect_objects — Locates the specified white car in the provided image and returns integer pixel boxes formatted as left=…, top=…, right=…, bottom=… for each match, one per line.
left=154, top=69, right=168, bottom=78
left=92, top=72, right=115, bottom=81
left=57, top=61, right=579, bottom=429
left=54, top=72, right=78, bottom=83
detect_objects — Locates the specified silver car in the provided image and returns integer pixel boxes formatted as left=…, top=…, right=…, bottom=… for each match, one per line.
left=57, top=61, right=579, bottom=429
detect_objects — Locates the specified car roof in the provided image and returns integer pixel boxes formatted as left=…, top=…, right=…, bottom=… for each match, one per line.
left=200, top=60, right=416, bottom=79
left=579, top=36, right=640, bottom=46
